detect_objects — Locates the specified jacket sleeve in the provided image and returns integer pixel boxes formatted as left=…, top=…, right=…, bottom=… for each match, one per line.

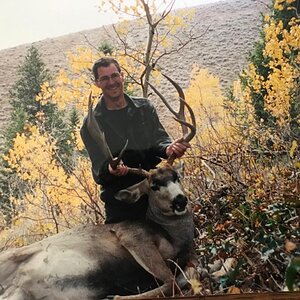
left=147, top=103, right=172, bottom=159
left=80, top=117, right=116, bottom=185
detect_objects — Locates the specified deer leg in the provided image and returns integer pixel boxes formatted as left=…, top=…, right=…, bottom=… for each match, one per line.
left=113, top=274, right=188, bottom=300
left=111, top=228, right=175, bottom=297
left=113, top=282, right=174, bottom=300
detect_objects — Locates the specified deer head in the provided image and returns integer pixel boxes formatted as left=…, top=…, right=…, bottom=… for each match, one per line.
left=115, top=163, right=189, bottom=217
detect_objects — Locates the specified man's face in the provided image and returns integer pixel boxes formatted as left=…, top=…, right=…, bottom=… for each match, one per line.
left=95, top=63, right=124, bottom=101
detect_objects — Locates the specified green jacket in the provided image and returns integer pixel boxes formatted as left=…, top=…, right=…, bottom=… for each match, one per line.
left=80, top=94, right=171, bottom=193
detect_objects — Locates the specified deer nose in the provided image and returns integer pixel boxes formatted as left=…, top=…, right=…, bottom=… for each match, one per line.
left=172, top=194, right=188, bottom=212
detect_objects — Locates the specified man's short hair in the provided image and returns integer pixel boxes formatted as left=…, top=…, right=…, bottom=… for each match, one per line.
left=92, top=57, right=121, bottom=80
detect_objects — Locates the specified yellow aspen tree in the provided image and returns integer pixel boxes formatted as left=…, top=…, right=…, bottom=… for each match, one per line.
left=98, top=0, right=198, bottom=97
left=241, top=0, right=299, bottom=132
left=226, top=0, right=300, bottom=206
left=2, top=125, right=103, bottom=246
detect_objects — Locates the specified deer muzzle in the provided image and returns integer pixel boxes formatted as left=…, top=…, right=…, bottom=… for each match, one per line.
left=171, top=194, right=188, bottom=215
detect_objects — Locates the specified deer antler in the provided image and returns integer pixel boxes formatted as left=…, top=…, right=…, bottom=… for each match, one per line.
left=147, top=74, right=196, bottom=165
left=86, top=92, right=150, bottom=178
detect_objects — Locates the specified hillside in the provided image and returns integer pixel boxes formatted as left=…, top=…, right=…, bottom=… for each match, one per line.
left=0, top=0, right=271, bottom=132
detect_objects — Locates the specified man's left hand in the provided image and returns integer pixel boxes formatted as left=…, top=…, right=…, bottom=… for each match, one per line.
left=166, top=139, right=191, bottom=158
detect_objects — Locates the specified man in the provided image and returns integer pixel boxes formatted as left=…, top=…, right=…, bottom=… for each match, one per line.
left=81, top=57, right=190, bottom=223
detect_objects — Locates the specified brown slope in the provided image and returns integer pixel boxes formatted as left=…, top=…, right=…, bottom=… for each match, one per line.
left=0, top=0, right=271, bottom=132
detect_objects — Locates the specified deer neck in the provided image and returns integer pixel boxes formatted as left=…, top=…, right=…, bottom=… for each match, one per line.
left=146, top=202, right=194, bottom=247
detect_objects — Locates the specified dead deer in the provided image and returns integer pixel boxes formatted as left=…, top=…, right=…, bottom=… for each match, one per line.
left=0, top=76, right=197, bottom=300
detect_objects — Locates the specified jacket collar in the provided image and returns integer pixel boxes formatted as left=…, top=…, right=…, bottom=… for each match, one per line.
left=94, top=93, right=142, bottom=118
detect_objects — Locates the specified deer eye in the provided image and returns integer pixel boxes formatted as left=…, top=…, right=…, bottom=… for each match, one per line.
left=151, top=185, right=160, bottom=191
left=172, top=172, right=180, bottom=182
left=172, top=172, right=181, bottom=182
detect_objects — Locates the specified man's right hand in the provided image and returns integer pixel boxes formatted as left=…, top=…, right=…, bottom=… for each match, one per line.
left=166, top=138, right=191, bottom=159
left=108, top=160, right=128, bottom=176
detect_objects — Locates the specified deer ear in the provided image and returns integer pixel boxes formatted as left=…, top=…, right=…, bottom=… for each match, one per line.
left=115, top=189, right=141, bottom=203
left=115, top=178, right=150, bottom=203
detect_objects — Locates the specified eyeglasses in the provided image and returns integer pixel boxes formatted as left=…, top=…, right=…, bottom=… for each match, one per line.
left=97, top=72, right=122, bottom=84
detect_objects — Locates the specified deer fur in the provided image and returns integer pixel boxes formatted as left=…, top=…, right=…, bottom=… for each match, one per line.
left=0, top=164, right=197, bottom=300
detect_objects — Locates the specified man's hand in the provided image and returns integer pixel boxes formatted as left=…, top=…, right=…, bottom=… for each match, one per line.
left=108, top=160, right=128, bottom=176
left=166, top=138, right=191, bottom=158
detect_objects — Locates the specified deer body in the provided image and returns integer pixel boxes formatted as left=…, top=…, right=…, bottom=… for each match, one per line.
left=0, top=165, right=195, bottom=300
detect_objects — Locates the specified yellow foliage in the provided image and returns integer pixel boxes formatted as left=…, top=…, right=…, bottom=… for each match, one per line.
left=184, top=65, right=235, bottom=150
left=290, top=140, right=299, bottom=169
left=262, top=16, right=299, bottom=125
left=3, top=127, right=55, bottom=179
left=51, top=48, right=102, bottom=113
left=164, top=14, right=186, bottom=35
left=2, top=125, right=103, bottom=245
left=274, top=0, right=296, bottom=10
left=246, top=63, right=263, bottom=93
left=253, top=4, right=300, bottom=127
left=115, top=20, right=130, bottom=37
left=36, top=81, right=53, bottom=105
left=66, top=47, right=95, bottom=74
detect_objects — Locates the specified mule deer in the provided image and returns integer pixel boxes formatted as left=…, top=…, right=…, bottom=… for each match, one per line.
left=0, top=76, right=197, bottom=300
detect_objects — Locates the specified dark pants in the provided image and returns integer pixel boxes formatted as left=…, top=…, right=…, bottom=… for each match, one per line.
left=101, top=192, right=149, bottom=224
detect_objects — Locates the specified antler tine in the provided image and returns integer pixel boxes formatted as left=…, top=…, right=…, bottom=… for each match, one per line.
left=86, top=92, right=151, bottom=178
left=162, top=74, right=185, bottom=101
left=147, top=79, right=188, bottom=137
left=148, top=74, right=196, bottom=165
left=174, top=99, right=196, bottom=143
left=148, top=74, right=196, bottom=143
left=162, top=73, right=189, bottom=136
left=168, top=113, right=195, bottom=166
left=146, top=81, right=178, bottom=117
left=87, top=92, right=126, bottom=170
left=87, top=92, right=113, bottom=162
